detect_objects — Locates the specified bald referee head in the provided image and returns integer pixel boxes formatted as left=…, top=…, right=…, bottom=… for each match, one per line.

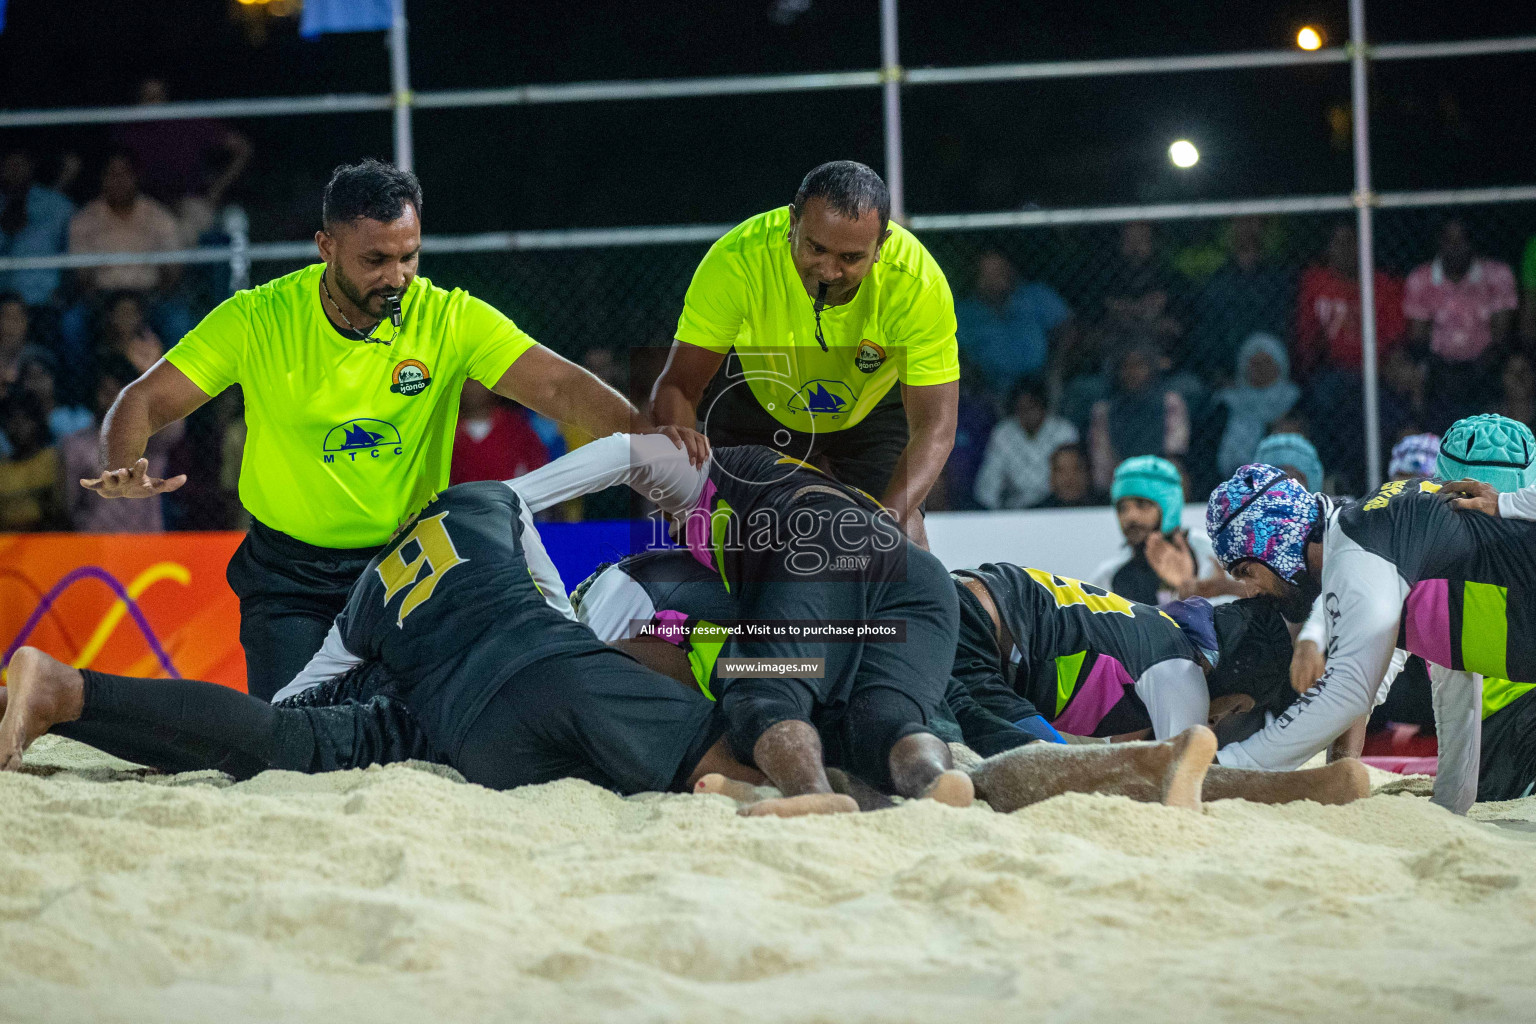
left=84, top=157, right=705, bottom=700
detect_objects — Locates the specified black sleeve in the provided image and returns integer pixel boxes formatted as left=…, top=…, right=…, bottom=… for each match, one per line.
left=944, top=674, right=1035, bottom=757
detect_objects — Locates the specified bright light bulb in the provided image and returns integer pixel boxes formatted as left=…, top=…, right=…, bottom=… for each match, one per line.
left=1297, top=26, right=1323, bottom=50
left=1168, top=140, right=1200, bottom=169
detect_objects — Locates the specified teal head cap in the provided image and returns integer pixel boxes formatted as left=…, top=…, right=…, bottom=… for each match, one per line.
left=1436, top=414, right=1536, bottom=492
left=1254, top=433, right=1323, bottom=492
left=1110, top=455, right=1184, bottom=534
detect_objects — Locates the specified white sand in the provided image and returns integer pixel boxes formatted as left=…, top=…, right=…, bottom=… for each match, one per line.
left=3, top=736, right=1536, bottom=1024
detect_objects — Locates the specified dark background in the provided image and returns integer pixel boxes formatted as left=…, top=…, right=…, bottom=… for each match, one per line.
left=2, top=0, right=1534, bottom=240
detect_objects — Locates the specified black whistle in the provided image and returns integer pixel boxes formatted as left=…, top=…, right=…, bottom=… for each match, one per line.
left=386, top=294, right=403, bottom=329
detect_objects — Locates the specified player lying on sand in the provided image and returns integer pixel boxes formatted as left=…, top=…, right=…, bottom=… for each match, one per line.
left=509, top=433, right=976, bottom=814
left=576, top=551, right=1371, bottom=808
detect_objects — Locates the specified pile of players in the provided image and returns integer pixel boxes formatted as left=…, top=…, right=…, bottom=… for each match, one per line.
left=6, top=414, right=1534, bottom=816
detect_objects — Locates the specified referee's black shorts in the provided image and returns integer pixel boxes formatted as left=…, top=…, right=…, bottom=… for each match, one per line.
left=702, top=361, right=911, bottom=502
left=225, top=519, right=381, bottom=701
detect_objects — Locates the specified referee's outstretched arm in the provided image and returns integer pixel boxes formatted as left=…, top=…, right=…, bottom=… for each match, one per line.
left=82, top=357, right=204, bottom=499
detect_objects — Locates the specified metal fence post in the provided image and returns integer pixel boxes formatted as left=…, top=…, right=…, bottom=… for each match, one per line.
left=223, top=205, right=250, bottom=294
left=880, top=0, right=905, bottom=222
left=390, top=0, right=414, bottom=171
left=1351, top=0, right=1383, bottom=488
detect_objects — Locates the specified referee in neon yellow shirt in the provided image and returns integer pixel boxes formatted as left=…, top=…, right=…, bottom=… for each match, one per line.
left=649, top=161, right=959, bottom=547
left=83, top=160, right=698, bottom=700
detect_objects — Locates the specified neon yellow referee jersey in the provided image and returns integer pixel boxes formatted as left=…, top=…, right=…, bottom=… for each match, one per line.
left=166, top=264, right=535, bottom=548
left=675, top=206, right=959, bottom=434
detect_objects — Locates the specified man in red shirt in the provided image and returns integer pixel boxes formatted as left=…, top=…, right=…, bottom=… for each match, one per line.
left=1294, top=223, right=1407, bottom=492
left=449, top=381, right=550, bottom=484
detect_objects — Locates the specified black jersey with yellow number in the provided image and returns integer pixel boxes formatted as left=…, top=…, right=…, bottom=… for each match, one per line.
left=334, top=480, right=603, bottom=755
left=1336, top=479, right=1536, bottom=682
left=953, top=562, right=1200, bottom=736
left=683, top=443, right=895, bottom=590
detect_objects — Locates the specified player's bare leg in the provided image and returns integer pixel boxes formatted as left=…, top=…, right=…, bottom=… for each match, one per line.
left=739, top=720, right=857, bottom=817
left=970, top=725, right=1218, bottom=813
left=0, top=647, right=85, bottom=771
left=889, top=731, right=974, bottom=808
left=1202, top=758, right=1371, bottom=805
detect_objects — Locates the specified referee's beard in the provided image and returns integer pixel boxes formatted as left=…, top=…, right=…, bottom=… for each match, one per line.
left=330, top=262, right=399, bottom=322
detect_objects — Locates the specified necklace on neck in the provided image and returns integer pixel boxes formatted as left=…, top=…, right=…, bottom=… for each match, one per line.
left=322, top=269, right=397, bottom=345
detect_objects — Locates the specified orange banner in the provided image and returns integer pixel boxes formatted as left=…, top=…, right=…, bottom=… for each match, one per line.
left=0, top=532, right=247, bottom=692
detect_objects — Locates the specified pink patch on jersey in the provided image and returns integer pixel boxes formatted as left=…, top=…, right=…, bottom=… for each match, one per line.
left=650, top=609, right=690, bottom=646
left=1403, top=578, right=1452, bottom=669
left=684, top=477, right=719, bottom=572
left=1052, top=655, right=1135, bottom=736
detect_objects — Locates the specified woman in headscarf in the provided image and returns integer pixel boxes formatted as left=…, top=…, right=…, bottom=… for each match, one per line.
left=1214, top=332, right=1301, bottom=479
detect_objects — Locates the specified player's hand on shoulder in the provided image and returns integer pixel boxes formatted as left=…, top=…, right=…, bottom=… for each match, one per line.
left=651, top=425, right=711, bottom=467
left=80, top=458, right=188, bottom=499
left=1290, top=638, right=1326, bottom=695
left=1442, top=478, right=1500, bottom=517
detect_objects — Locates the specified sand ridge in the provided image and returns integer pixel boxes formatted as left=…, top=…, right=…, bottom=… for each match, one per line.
left=2, top=735, right=1535, bottom=1024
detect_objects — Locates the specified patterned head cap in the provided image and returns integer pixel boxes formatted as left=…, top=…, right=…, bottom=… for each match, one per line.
left=1388, top=433, right=1441, bottom=479
left=1206, top=464, right=1319, bottom=581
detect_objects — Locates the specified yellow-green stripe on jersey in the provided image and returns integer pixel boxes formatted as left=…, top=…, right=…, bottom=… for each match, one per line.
left=166, top=264, right=536, bottom=548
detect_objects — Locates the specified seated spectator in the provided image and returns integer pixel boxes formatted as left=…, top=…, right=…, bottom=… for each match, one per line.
left=1296, top=222, right=1407, bottom=490
left=1254, top=432, right=1324, bottom=492
left=1089, top=455, right=1218, bottom=607
left=1210, top=332, right=1301, bottom=479
left=0, top=149, right=75, bottom=309
left=1086, top=343, right=1189, bottom=493
left=98, top=291, right=164, bottom=374
left=1498, top=351, right=1536, bottom=435
left=0, top=291, right=28, bottom=391
left=1188, top=217, right=1292, bottom=385
left=59, top=353, right=183, bottom=533
left=62, top=150, right=191, bottom=379
left=939, top=366, right=998, bottom=511
left=1388, top=433, right=1440, bottom=481
left=1404, top=217, right=1518, bottom=429
left=11, top=348, right=91, bottom=450
left=0, top=390, right=65, bottom=531
left=955, top=251, right=1074, bottom=398
left=1035, top=443, right=1098, bottom=508
left=973, top=377, right=1078, bottom=509
left=449, top=380, right=551, bottom=485
left=1295, top=222, right=1407, bottom=377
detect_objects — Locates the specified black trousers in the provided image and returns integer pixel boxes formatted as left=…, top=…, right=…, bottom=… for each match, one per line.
left=703, top=365, right=912, bottom=501
left=225, top=519, right=381, bottom=701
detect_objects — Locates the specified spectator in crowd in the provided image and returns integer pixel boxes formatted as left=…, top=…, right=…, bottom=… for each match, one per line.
left=0, top=148, right=75, bottom=308
left=59, top=353, right=183, bottom=533
left=0, top=390, right=64, bottom=531
left=1254, top=432, right=1324, bottom=492
left=1378, top=345, right=1430, bottom=455
left=1035, top=442, right=1098, bottom=508
left=1086, top=342, right=1189, bottom=493
left=1403, top=217, right=1518, bottom=428
left=449, top=380, right=551, bottom=485
left=955, top=250, right=1075, bottom=398
left=1089, top=455, right=1217, bottom=607
left=97, top=291, right=164, bottom=375
left=938, top=366, right=997, bottom=511
left=1498, top=351, right=1536, bottom=435
left=1388, top=432, right=1440, bottom=481
left=1189, top=217, right=1292, bottom=384
left=1295, top=222, right=1407, bottom=490
left=63, top=150, right=191, bottom=374
left=1295, top=222, right=1408, bottom=377
left=1098, top=221, right=1183, bottom=347
left=12, top=348, right=92, bottom=448
left=973, top=376, right=1078, bottom=509
left=1210, top=332, right=1301, bottom=480
left=111, top=78, right=253, bottom=213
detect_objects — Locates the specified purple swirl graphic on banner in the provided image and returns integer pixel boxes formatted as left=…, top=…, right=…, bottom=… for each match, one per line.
left=3, top=566, right=181, bottom=677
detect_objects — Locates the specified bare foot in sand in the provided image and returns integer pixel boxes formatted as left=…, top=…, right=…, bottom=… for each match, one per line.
left=739, top=793, right=859, bottom=817
left=1158, top=725, right=1217, bottom=810
left=920, top=769, right=975, bottom=809
left=1202, top=755, right=1373, bottom=806
left=694, top=772, right=763, bottom=803
left=0, top=647, right=84, bottom=771
left=1312, top=758, right=1372, bottom=804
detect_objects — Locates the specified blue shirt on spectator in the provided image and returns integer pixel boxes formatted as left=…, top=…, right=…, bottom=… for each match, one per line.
left=956, top=281, right=1071, bottom=384
left=0, top=184, right=75, bottom=305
